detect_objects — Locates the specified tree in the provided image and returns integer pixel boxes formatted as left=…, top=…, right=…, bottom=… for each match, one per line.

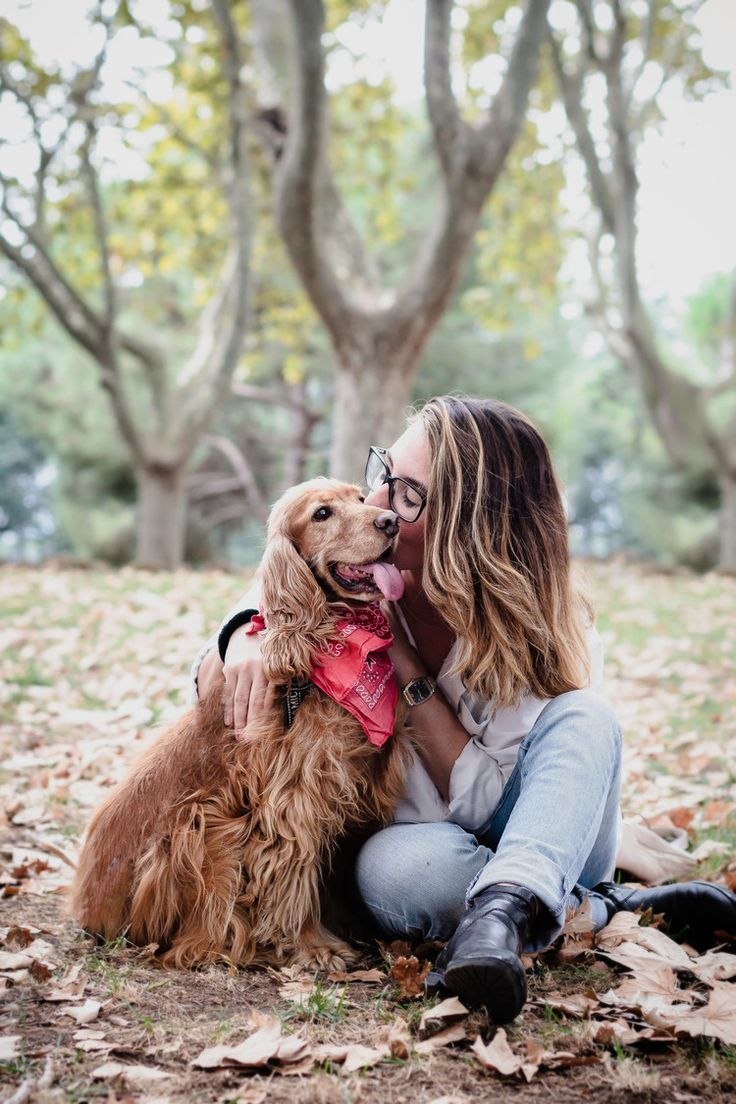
left=241, top=0, right=553, bottom=477
left=547, top=0, right=736, bottom=569
left=0, top=1, right=251, bottom=568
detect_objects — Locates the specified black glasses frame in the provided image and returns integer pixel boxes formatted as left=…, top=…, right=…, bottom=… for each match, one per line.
left=364, top=446, right=427, bottom=523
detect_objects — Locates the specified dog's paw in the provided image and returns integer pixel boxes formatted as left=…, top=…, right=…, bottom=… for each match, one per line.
left=292, top=939, right=359, bottom=974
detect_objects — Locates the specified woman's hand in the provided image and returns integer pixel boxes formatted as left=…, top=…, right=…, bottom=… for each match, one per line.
left=222, top=625, right=277, bottom=737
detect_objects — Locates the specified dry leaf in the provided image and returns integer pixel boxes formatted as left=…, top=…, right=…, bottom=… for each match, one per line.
left=419, top=995, right=469, bottom=1031
left=390, top=954, right=431, bottom=999
left=415, top=1022, right=469, bottom=1054
left=314, top=1042, right=388, bottom=1072
left=91, top=1061, right=172, bottom=1085
left=44, top=963, right=88, bottom=1002
left=277, top=977, right=315, bottom=1006
left=471, top=1029, right=525, bottom=1078
left=375, top=1015, right=411, bottom=1059
left=4, top=925, right=38, bottom=948
left=540, top=991, right=599, bottom=1017
left=661, top=982, right=736, bottom=1046
left=60, top=998, right=102, bottom=1024
left=0, top=1035, right=20, bottom=1060
left=192, top=1015, right=310, bottom=1071
left=0, top=950, right=32, bottom=971
left=690, top=950, right=736, bottom=984
left=326, top=968, right=384, bottom=983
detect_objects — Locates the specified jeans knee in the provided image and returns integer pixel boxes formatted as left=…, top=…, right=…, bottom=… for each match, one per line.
left=539, top=689, right=622, bottom=767
left=354, top=822, right=490, bottom=940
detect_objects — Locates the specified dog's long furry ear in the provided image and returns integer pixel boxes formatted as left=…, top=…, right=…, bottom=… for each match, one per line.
left=260, top=532, right=328, bottom=682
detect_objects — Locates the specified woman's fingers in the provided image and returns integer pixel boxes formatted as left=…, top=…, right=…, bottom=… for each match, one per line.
left=223, top=666, right=247, bottom=730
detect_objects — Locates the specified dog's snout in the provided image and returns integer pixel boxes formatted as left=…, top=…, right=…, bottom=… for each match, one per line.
left=373, top=510, right=399, bottom=537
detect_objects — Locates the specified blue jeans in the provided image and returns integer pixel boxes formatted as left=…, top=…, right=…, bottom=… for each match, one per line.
left=355, top=689, right=622, bottom=951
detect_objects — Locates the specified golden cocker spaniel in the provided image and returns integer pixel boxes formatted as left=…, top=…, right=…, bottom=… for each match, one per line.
left=70, top=479, right=410, bottom=969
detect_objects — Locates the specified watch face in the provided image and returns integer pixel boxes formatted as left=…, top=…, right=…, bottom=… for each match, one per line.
left=404, top=678, right=435, bottom=705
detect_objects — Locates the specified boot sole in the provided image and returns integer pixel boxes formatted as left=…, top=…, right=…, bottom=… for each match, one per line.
left=443, top=953, right=527, bottom=1024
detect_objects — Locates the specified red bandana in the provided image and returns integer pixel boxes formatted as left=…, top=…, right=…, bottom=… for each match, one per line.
left=247, top=605, right=397, bottom=747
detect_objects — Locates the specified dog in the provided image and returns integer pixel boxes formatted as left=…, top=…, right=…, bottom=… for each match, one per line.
left=70, top=479, right=410, bottom=970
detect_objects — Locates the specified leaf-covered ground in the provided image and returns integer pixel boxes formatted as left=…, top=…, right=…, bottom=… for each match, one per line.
left=1, top=560, right=736, bottom=1104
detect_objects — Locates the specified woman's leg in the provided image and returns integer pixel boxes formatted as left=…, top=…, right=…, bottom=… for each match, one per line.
left=355, top=689, right=621, bottom=949
left=354, top=821, right=493, bottom=941
left=471, top=689, right=622, bottom=948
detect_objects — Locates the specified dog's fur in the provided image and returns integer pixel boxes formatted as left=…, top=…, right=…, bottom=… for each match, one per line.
left=70, top=479, right=410, bottom=969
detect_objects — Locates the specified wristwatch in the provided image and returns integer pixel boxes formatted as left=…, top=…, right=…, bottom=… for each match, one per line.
left=402, top=676, right=437, bottom=707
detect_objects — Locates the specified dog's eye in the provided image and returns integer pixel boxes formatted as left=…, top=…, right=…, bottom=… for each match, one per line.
left=312, top=506, right=332, bottom=521
left=358, top=495, right=365, bottom=503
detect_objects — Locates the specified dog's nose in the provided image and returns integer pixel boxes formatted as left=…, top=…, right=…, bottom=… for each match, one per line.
left=373, top=510, right=399, bottom=537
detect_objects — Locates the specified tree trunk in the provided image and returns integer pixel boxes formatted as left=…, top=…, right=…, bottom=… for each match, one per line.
left=329, top=348, right=419, bottom=480
left=135, top=463, right=188, bottom=570
left=719, top=469, right=736, bottom=574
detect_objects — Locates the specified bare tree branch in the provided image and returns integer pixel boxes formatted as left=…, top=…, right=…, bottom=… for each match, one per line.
left=202, top=434, right=268, bottom=520
left=274, top=0, right=358, bottom=338
left=547, top=29, right=615, bottom=233
left=424, top=0, right=467, bottom=180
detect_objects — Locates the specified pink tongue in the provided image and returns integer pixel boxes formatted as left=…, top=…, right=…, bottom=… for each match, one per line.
left=371, top=561, right=405, bottom=601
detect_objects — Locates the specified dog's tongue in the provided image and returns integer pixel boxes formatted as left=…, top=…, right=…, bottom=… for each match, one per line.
left=371, top=561, right=404, bottom=601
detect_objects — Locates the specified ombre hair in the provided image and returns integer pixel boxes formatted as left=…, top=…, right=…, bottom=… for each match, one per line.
left=414, top=395, right=592, bottom=708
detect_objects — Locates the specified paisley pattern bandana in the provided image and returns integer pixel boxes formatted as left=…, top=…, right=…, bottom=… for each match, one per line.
left=247, top=604, right=397, bottom=747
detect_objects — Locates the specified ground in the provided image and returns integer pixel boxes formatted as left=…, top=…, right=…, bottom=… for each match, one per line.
left=1, top=559, right=735, bottom=1104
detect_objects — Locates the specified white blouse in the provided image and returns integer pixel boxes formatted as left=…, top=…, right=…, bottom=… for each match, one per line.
left=191, top=581, right=605, bottom=835
left=392, top=603, right=605, bottom=832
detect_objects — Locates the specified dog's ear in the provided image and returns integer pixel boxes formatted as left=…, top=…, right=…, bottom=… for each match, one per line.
left=259, top=532, right=328, bottom=682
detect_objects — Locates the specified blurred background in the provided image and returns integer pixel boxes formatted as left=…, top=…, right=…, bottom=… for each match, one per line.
left=0, top=0, right=734, bottom=572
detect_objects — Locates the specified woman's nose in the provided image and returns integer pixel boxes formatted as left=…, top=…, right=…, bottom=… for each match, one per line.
left=365, top=485, right=389, bottom=509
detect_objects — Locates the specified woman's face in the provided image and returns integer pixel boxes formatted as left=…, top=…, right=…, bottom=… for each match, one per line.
left=364, top=420, right=430, bottom=573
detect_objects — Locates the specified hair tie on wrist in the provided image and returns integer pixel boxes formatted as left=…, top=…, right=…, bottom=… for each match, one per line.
left=217, top=609, right=259, bottom=662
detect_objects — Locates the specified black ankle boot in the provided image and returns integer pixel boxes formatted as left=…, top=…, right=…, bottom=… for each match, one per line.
left=594, top=880, right=736, bottom=951
left=427, top=885, right=537, bottom=1024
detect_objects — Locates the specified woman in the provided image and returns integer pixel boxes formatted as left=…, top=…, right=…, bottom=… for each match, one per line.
left=194, top=395, right=735, bottom=1023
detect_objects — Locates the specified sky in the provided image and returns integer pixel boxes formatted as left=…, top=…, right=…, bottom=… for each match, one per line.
left=1, top=0, right=734, bottom=303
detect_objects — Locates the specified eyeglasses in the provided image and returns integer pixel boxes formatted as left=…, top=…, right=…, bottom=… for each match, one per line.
left=364, top=446, right=427, bottom=523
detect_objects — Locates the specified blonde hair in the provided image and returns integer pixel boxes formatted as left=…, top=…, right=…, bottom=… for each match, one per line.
left=415, top=395, right=592, bottom=708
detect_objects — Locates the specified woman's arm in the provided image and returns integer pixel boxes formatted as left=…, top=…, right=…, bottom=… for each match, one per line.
left=383, top=605, right=470, bottom=801
left=192, top=576, right=275, bottom=735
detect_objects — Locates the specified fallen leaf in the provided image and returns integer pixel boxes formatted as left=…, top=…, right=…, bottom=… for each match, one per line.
left=471, top=1029, right=524, bottom=1078
left=192, top=1015, right=310, bottom=1071
left=375, top=1015, right=411, bottom=1059
left=419, top=995, right=469, bottom=1031
left=0, top=950, right=32, bottom=971
left=563, top=897, right=596, bottom=935
left=277, top=977, right=315, bottom=1006
left=690, top=950, right=736, bottom=984
left=314, top=1041, right=388, bottom=1072
left=91, top=1061, right=172, bottom=1085
left=539, top=991, right=599, bottom=1017
left=3, top=925, right=38, bottom=948
left=326, top=967, right=384, bottom=983
left=415, top=1022, right=469, bottom=1054
left=44, top=963, right=88, bottom=1002
left=390, top=954, right=431, bottom=999
left=661, top=982, right=736, bottom=1046
left=0, top=1035, right=20, bottom=1060
left=60, top=998, right=102, bottom=1024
